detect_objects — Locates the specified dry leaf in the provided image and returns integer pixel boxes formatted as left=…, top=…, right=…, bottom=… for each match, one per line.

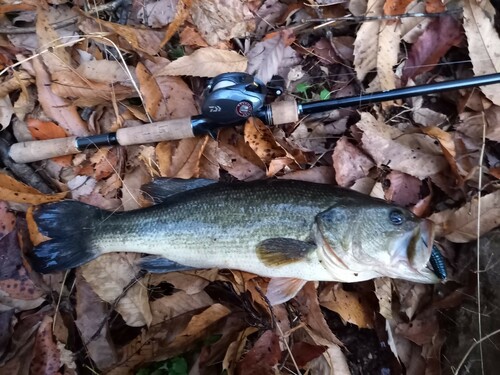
left=191, top=0, right=254, bottom=45
left=356, top=112, right=447, bottom=179
left=137, top=0, right=177, bottom=27
left=75, top=60, right=135, bottom=85
left=319, top=283, right=374, bottom=328
left=156, top=48, right=247, bottom=77
left=353, top=0, right=399, bottom=94
left=243, top=118, right=285, bottom=164
left=402, top=16, right=462, bottom=84
left=217, top=128, right=266, bottom=181
left=136, top=62, right=168, bottom=121
left=79, top=17, right=164, bottom=55
left=246, top=30, right=295, bottom=84
left=279, top=166, right=336, bottom=184
left=236, top=330, right=281, bottom=374
left=0, top=96, right=13, bottom=130
left=374, top=277, right=393, bottom=320
left=0, top=174, right=66, bottom=205
left=179, top=25, right=208, bottom=47
left=150, top=290, right=214, bottom=325
left=383, top=0, right=413, bottom=15
left=75, top=272, right=117, bottom=369
left=463, top=0, right=500, bottom=105
left=81, top=253, right=152, bottom=327
left=30, top=315, right=60, bottom=375
left=332, top=136, right=375, bottom=187
left=430, top=190, right=500, bottom=242
left=157, top=137, right=211, bottom=178
left=161, top=0, right=194, bottom=47
left=0, top=201, right=16, bottom=240
left=32, top=57, right=89, bottom=136
left=383, top=171, right=422, bottom=207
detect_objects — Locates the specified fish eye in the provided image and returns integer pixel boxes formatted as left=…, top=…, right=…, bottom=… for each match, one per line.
left=389, top=210, right=404, bottom=225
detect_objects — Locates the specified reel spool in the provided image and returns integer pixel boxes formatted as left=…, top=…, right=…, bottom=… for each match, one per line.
left=202, top=73, right=267, bottom=124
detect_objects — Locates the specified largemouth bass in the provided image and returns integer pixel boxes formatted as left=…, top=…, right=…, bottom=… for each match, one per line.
left=30, top=179, right=441, bottom=304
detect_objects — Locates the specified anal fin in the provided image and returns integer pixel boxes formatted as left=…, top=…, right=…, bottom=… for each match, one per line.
left=266, top=277, right=308, bottom=305
left=137, top=255, right=195, bottom=273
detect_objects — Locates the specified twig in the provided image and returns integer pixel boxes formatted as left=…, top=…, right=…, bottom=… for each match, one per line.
left=0, top=0, right=126, bottom=34
left=474, top=111, right=487, bottom=375
left=453, top=328, right=500, bottom=375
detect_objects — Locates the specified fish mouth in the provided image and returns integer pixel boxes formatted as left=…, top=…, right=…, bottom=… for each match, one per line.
left=391, top=219, right=440, bottom=283
left=415, top=219, right=443, bottom=283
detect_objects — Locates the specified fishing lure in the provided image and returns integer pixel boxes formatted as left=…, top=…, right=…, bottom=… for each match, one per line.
left=430, top=244, right=447, bottom=280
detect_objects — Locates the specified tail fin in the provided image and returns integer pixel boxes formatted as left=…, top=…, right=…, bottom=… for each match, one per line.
left=30, top=201, right=104, bottom=273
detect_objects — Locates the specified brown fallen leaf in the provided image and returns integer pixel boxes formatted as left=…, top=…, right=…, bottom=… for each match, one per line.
left=79, top=16, right=164, bottom=55
left=374, top=277, right=393, bottom=320
left=353, top=0, right=400, bottom=95
left=279, top=166, right=336, bottom=185
left=383, top=171, right=422, bottom=207
left=156, top=47, right=247, bottom=77
left=244, top=118, right=286, bottom=164
left=246, top=29, right=295, bottom=84
left=191, top=0, right=254, bottom=46
left=137, top=0, right=177, bottom=27
left=383, top=0, right=413, bottom=15
left=430, top=189, right=500, bottom=242
left=0, top=174, right=67, bottom=205
left=319, top=283, right=374, bottom=329
left=293, top=282, right=343, bottom=345
left=29, top=315, right=60, bottom=375
left=333, top=136, right=375, bottom=187
left=290, top=341, right=327, bottom=369
left=75, top=271, right=117, bottom=370
left=356, top=112, right=447, bottom=179
left=81, top=253, right=152, bottom=327
left=217, top=128, right=266, bottom=181
left=179, top=25, right=209, bottom=47
left=136, top=62, right=168, bottom=121
left=157, top=137, right=211, bottom=178
left=223, top=327, right=259, bottom=374
left=0, top=230, right=45, bottom=311
left=161, top=0, right=194, bottom=47
left=32, top=57, right=89, bottom=136
left=402, top=16, right=462, bottom=84
left=463, top=0, right=500, bottom=105
left=0, top=201, right=16, bottom=240
left=236, top=330, right=281, bottom=375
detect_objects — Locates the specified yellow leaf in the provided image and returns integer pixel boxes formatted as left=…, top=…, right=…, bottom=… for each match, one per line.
left=319, top=283, right=374, bottom=328
left=0, top=174, right=66, bottom=205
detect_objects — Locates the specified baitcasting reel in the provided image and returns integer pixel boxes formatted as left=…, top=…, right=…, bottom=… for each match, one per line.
left=201, top=73, right=284, bottom=124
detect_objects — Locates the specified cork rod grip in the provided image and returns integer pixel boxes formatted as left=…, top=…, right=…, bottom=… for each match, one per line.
left=116, top=117, right=194, bottom=146
left=269, top=100, right=299, bottom=125
left=9, top=137, right=79, bottom=163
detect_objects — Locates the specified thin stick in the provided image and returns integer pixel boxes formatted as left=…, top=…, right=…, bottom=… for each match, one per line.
left=453, top=328, right=500, bottom=375
left=474, top=112, right=487, bottom=375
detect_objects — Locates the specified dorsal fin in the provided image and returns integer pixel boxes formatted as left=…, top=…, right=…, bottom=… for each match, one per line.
left=141, top=178, right=218, bottom=203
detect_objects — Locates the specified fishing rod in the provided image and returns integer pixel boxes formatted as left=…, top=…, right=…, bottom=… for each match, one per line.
left=9, top=71, right=500, bottom=163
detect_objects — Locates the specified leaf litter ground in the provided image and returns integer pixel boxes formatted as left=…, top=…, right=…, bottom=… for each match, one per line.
left=0, top=0, right=499, bottom=374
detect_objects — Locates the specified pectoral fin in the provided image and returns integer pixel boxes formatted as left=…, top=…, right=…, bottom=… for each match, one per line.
left=256, top=238, right=316, bottom=267
left=266, top=277, right=308, bottom=305
left=137, top=256, right=195, bottom=273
